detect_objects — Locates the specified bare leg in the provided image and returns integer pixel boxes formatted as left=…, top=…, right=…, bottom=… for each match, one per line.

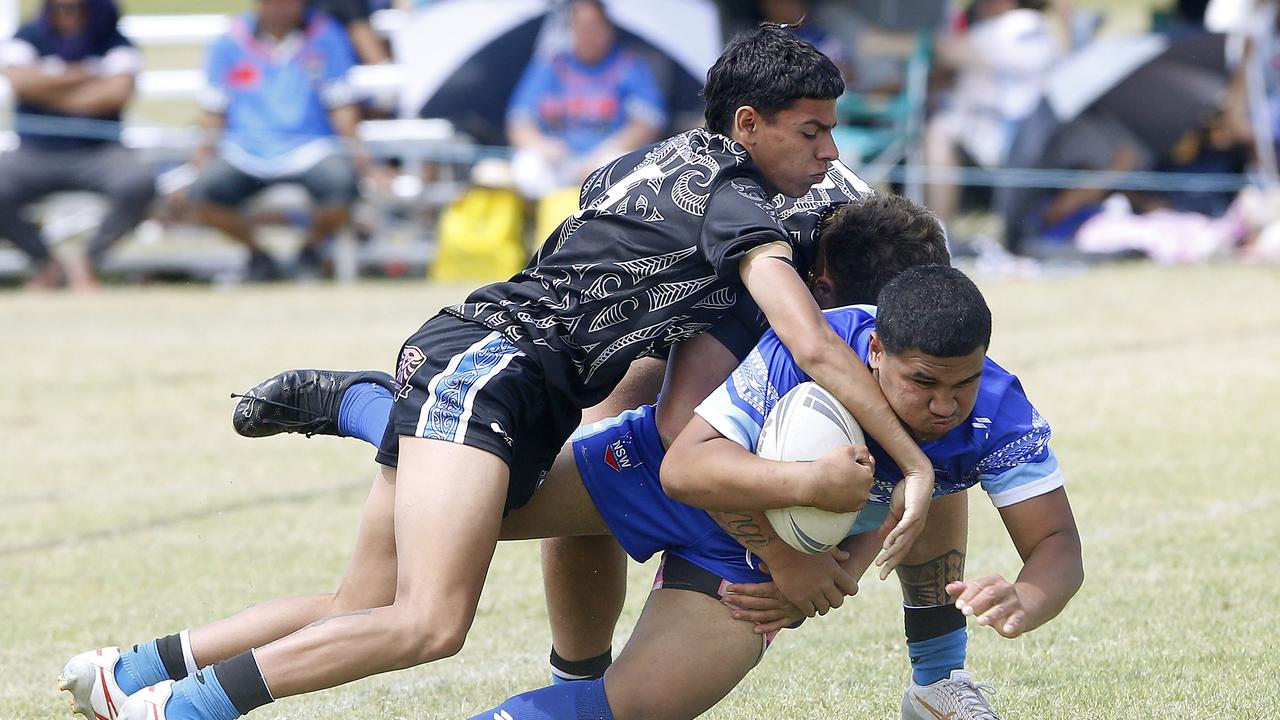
left=186, top=466, right=399, bottom=665
left=304, top=204, right=351, bottom=247
left=255, top=438, right=507, bottom=697
left=193, top=202, right=259, bottom=250
left=539, top=358, right=667, bottom=664
left=896, top=492, right=969, bottom=605
left=604, top=588, right=765, bottom=720
left=541, top=537, right=628, bottom=661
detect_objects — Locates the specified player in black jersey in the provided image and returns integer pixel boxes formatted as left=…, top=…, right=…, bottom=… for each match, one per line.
left=68, top=26, right=938, bottom=720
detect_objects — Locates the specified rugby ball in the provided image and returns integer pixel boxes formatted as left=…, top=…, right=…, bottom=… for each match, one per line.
left=758, top=382, right=864, bottom=554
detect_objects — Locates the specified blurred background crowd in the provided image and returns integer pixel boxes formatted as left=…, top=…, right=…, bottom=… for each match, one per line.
left=1, top=0, right=1278, bottom=290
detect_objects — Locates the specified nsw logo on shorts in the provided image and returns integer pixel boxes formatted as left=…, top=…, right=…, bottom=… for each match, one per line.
left=603, top=432, right=641, bottom=472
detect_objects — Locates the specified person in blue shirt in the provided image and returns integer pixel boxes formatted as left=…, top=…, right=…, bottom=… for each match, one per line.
left=506, top=0, right=667, bottom=199
left=0, top=0, right=155, bottom=290
left=183, top=0, right=369, bottom=281
left=658, top=265, right=1082, bottom=720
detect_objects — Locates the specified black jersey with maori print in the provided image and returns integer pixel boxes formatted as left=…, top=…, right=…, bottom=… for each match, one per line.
left=442, top=129, right=789, bottom=407
left=705, top=159, right=874, bottom=362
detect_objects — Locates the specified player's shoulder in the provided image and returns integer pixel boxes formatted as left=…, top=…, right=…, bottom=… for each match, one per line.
left=970, top=357, right=1047, bottom=446
left=821, top=303, right=878, bottom=335
left=976, top=357, right=1031, bottom=409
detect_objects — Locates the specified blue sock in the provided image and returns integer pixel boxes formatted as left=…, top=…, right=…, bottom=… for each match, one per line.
left=336, top=382, right=393, bottom=446
left=163, top=667, right=242, bottom=720
left=471, top=677, right=613, bottom=720
left=114, top=641, right=170, bottom=696
left=908, top=627, right=968, bottom=686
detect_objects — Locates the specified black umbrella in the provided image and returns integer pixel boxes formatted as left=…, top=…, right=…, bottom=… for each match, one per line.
left=1000, top=31, right=1231, bottom=252
left=392, top=0, right=722, bottom=145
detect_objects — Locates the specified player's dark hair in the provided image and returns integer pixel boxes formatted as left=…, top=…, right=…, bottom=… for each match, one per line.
left=819, top=194, right=950, bottom=306
left=877, top=265, right=991, bottom=358
left=702, top=24, right=844, bottom=136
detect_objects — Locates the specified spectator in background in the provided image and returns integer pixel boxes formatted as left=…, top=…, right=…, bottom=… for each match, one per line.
left=311, top=0, right=389, bottom=64
left=0, top=0, right=155, bottom=290
left=924, top=0, right=1059, bottom=233
left=506, top=0, right=666, bottom=200
left=185, top=0, right=369, bottom=281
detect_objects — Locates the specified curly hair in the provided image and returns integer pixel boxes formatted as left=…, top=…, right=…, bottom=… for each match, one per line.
left=818, top=193, right=950, bottom=307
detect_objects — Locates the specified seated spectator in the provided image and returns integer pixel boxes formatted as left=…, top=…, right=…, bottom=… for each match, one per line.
left=925, top=0, right=1060, bottom=233
left=311, top=0, right=389, bottom=65
left=0, top=0, right=155, bottom=290
left=185, top=0, right=370, bottom=281
left=506, top=0, right=667, bottom=199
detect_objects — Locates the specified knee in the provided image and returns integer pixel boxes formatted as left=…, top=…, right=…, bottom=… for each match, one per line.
left=385, top=607, right=469, bottom=667
left=109, top=171, right=157, bottom=206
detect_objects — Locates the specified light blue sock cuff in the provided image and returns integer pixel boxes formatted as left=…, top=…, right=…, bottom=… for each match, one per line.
left=115, top=641, right=169, bottom=696
left=172, top=667, right=241, bottom=720
left=908, top=627, right=968, bottom=686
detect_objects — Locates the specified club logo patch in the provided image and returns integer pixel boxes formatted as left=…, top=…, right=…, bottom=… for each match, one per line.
left=603, top=432, right=641, bottom=472
left=395, top=345, right=426, bottom=400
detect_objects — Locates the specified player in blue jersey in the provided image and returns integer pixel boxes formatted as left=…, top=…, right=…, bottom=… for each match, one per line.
left=651, top=265, right=1084, bottom=720
left=61, top=27, right=940, bottom=720
left=479, top=265, right=1082, bottom=720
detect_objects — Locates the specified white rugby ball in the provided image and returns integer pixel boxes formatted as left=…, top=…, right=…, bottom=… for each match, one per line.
left=758, top=382, right=864, bottom=554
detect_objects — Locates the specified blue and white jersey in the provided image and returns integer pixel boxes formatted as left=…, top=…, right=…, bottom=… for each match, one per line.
left=695, top=305, right=1064, bottom=508
left=199, top=11, right=357, bottom=177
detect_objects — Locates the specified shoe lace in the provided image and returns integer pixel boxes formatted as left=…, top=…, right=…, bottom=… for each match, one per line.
left=229, top=392, right=329, bottom=437
left=951, top=677, right=1000, bottom=720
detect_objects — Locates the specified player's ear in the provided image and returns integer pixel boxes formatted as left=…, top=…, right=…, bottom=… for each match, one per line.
left=733, top=106, right=759, bottom=144
left=868, top=332, right=884, bottom=370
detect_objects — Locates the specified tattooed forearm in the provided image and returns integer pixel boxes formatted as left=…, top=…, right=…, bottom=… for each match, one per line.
left=897, top=550, right=965, bottom=606
left=304, top=609, right=373, bottom=630
left=713, top=511, right=771, bottom=549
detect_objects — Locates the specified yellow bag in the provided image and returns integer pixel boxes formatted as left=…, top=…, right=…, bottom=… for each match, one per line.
left=430, top=187, right=527, bottom=282
left=532, top=187, right=583, bottom=253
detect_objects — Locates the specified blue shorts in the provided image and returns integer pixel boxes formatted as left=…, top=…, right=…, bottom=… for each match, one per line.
left=573, top=405, right=772, bottom=584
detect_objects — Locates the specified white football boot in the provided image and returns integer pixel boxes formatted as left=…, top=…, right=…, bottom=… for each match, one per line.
left=118, top=681, right=174, bottom=720
left=901, top=669, right=1002, bottom=720
left=59, top=647, right=132, bottom=720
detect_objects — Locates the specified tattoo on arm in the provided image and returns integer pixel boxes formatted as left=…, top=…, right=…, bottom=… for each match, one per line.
left=897, top=549, right=965, bottom=606
left=714, top=511, right=771, bottom=549
left=303, top=609, right=373, bottom=630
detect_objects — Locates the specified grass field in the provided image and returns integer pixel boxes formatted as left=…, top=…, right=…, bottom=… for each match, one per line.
left=3, top=263, right=1279, bottom=719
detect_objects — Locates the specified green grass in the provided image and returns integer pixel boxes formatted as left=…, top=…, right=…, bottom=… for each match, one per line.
left=3, top=263, right=1279, bottom=719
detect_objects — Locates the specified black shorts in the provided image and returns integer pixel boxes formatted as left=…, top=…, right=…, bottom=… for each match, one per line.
left=652, top=552, right=803, bottom=644
left=376, top=313, right=582, bottom=513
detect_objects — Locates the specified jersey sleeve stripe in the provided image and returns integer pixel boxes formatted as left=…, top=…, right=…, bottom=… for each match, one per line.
left=982, top=450, right=1065, bottom=508
left=694, top=386, right=759, bottom=451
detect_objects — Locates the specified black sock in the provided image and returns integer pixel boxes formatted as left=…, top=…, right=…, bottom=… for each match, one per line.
left=549, top=646, right=613, bottom=682
left=904, top=603, right=966, bottom=643
left=154, top=633, right=189, bottom=682
left=213, top=651, right=275, bottom=715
